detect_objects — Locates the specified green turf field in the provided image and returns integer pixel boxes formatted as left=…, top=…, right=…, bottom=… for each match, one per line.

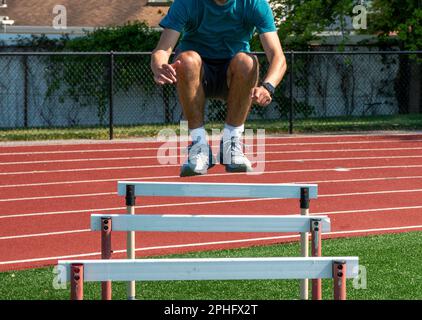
left=1, top=231, right=421, bottom=300
left=1, top=114, right=422, bottom=141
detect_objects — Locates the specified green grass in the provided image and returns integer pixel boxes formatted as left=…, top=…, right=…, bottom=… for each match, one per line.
left=1, top=114, right=422, bottom=141
left=1, top=232, right=421, bottom=300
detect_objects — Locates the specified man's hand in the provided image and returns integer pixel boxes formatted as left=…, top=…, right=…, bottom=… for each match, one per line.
left=153, top=60, right=181, bottom=85
left=251, top=86, right=272, bottom=107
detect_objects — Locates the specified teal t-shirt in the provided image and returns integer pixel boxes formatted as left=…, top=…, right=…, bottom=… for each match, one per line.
left=159, top=0, right=277, bottom=59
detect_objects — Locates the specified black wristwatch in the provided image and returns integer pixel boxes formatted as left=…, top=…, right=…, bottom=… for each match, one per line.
left=262, top=82, right=275, bottom=97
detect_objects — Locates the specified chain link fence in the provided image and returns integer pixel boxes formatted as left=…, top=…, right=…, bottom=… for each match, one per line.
left=0, top=51, right=421, bottom=138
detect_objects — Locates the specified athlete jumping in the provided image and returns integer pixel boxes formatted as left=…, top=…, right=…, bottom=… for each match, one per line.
left=151, top=0, right=287, bottom=177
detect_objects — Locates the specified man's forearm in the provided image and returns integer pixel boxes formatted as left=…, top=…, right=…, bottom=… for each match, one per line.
left=262, top=53, right=287, bottom=87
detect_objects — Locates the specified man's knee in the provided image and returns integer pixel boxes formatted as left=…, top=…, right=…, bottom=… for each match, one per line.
left=229, top=52, right=258, bottom=77
left=176, top=51, right=202, bottom=77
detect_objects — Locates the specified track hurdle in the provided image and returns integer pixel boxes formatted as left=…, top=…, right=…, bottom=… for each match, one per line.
left=59, top=257, right=359, bottom=300
left=85, top=214, right=330, bottom=300
left=117, top=181, right=318, bottom=300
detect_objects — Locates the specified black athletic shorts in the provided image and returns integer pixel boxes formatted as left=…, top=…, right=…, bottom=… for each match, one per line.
left=174, top=49, right=231, bottom=100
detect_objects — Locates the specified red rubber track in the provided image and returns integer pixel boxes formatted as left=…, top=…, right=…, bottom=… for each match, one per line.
left=1, top=133, right=422, bottom=272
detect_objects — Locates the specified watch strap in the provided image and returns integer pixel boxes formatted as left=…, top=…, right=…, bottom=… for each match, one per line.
left=262, top=82, right=275, bottom=97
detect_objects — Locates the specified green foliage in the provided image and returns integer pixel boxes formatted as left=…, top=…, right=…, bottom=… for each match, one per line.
left=16, top=34, right=69, bottom=51
left=25, top=22, right=163, bottom=126
left=268, top=0, right=356, bottom=51
left=63, top=21, right=161, bottom=52
left=267, top=0, right=420, bottom=51
left=368, top=0, right=422, bottom=51
left=18, top=21, right=161, bottom=52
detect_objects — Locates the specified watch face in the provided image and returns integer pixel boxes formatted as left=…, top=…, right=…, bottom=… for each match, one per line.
left=264, top=83, right=275, bottom=95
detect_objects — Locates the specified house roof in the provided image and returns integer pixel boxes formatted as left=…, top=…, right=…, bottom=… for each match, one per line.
left=2, top=0, right=169, bottom=28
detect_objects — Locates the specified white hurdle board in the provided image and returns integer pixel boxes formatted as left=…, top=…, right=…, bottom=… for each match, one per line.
left=58, top=257, right=359, bottom=282
left=117, top=181, right=318, bottom=199
left=91, top=214, right=331, bottom=233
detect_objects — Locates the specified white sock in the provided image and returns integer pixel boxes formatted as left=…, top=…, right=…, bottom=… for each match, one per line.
left=190, top=126, right=207, bottom=144
left=223, top=123, right=244, bottom=141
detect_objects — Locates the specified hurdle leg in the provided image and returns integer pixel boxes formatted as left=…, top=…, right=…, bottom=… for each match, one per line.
left=70, top=263, right=84, bottom=300
left=101, top=217, right=112, bottom=300
left=300, top=187, right=310, bottom=300
left=311, top=218, right=322, bottom=300
left=333, top=261, right=347, bottom=300
left=126, top=185, right=136, bottom=300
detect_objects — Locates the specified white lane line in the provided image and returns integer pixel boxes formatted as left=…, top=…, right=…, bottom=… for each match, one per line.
left=0, top=177, right=128, bottom=189
left=0, top=198, right=274, bottom=219
left=3, top=154, right=422, bottom=174
left=1, top=137, right=422, bottom=156
left=2, top=183, right=422, bottom=219
left=3, top=161, right=422, bottom=179
left=0, top=192, right=115, bottom=202
left=0, top=173, right=421, bottom=192
left=2, top=146, right=422, bottom=165
left=1, top=187, right=422, bottom=203
left=299, top=176, right=422, bottom=184
left=323, top=205, right=422, bottom=215
left=2, top=164, right=422, bottom=190
left=335, top=168, right=351, bottom=172
left=0, top=229, right=91, bottom=240
left=1, top=132, right=420, bottom=148
left=1, top=224, right=421, bottom=266
left=2, top=205, right=422, bottom=240
left=321, top=188, right=422, bottom=197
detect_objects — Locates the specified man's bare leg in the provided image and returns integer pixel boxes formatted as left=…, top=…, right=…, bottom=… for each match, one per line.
left=220, top=53, right=258, bottom=171
left=174, top=51, right=215, bottom=176
left=175, top=51, right=206, bottom=131
left=226, top=52, right=259, bottom=127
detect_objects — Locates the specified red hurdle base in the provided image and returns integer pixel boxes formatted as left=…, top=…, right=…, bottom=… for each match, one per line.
left=70, top=263, right=84, bottom=300
left=311, top=219, right=322, bottom=300
left=101, top=217, right=112, bottom=300
left=333, top=261, right=347, bottom=300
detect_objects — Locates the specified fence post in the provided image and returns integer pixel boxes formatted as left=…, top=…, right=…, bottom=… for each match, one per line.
left=289, top=51, right=294, bottom=134
left=23, top=55, right=29, bottom=128
left=109, top=51, right=114, bottom=140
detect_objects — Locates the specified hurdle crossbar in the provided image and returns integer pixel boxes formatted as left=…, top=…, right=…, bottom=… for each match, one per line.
left=59, top=257, right=358, bottom=300
left=117, top=181, right=318, bottom=199
left=59, top=257, right=358, bottom=282
left=91, top=214, right=331, bottom=233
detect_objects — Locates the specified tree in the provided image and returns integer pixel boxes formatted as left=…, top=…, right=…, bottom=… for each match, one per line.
left=264, top=0, right=356, bottom=51
left=368, top=0, right=422, bottom=51
left=368, top=0, right=422, bottom=113
left=264, top=0, right=421, bottom=115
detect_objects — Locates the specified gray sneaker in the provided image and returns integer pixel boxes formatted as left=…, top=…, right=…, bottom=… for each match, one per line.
left=219, top=136, right=253, bottom=173
left=180, top=139, right=216, bottom=177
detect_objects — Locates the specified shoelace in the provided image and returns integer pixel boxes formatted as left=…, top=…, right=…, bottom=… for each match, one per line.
left=222, top=137, right=245, bottom=157
left=188, top=142, right=209, bottom=163
left=230, top=137, right=245, bottom=157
